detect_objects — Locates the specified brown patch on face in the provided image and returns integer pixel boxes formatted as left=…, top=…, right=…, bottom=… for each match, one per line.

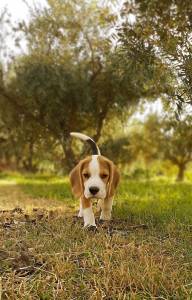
left=81, top=157, right=92, bottom=185
left=98, top=155, right=120, bottom=198
left=69, top=156, right=92, bottom=198
left=98, top=156, right=110, bottom=184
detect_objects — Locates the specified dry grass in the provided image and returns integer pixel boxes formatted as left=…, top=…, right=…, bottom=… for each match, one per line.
left=0, top=174, right=192, bottom=299
left=0, top=185, right=68, bottom=213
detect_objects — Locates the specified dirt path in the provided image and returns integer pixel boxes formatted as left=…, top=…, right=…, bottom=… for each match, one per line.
left=0, top=182, right=68, bottom=212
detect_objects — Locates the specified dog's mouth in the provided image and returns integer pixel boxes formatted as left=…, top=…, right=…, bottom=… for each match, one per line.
left=85, top=193, right=104, bottom=200
left=86, top=195, right=100, bottom=200
left=84, top=188, right=106, bottom=200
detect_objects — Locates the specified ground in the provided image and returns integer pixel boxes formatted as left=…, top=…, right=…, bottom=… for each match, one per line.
left=0, top=173, right=192, bottom=299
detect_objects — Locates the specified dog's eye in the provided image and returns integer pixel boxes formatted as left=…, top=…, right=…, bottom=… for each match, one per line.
left=83, top=173, right=90, bottom=179
left=100, top=174, right=108, bottom=179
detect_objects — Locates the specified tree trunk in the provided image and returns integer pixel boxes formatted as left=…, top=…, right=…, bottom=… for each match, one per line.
left=15, top=155, right=22, bottom=170
left=80, top=108, right=109, bottom=158
left=176, top=164, right=186, bottom=182
left=23, top=139, right=37, bottom=172
left=28, top=141, right=34, bottom=171
left=93, top=104, right=109, bottom=143
left=61, top=135, right=76, bottom=172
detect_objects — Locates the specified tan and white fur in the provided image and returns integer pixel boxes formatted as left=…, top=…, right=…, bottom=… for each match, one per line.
left=69, top=133, right=120, bottom=228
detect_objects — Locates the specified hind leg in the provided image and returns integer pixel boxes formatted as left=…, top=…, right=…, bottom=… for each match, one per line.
left=100, top=198, right=113, bottom=221
left=78, top=198, right=83, bottom=217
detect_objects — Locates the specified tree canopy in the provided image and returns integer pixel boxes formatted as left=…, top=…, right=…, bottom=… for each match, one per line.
left=0, top=0, right=191, bottom=174
left=118, top=0, right=192, bottom=112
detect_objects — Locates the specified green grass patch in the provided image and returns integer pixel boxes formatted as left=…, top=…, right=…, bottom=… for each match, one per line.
left=114, top=180, right=192, bottom=226
left=16, top=174, right=72, bottom=201
left=0, top=173, right=192, bottom=299
left=1, top=172, right=192, bottom=226
left=6, top=173, right=191, bottom=227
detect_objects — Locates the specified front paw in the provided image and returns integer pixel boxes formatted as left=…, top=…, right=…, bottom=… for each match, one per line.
left=98, top=219, right=111, bottom=225
left=84, top=225, right=98, bottom=232
left=100, top=211, right=111, bottom=221
left=78, top=211, right=83, bottom=218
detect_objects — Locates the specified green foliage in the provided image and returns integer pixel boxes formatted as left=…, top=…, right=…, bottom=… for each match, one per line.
left=0, top=0, right=192, bottom=174
left=118, top=0, right=192, bottom=109
left=10, top=55, right=91, bottom=136
left=0, top=8, right=9, bottom=57
left=0, top=0, right=143, bottom=171
left=100, top=136, right=132, bottom=165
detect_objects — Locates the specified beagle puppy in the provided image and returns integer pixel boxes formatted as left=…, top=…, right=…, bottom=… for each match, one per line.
left=69, top=132, right=120, bottom=228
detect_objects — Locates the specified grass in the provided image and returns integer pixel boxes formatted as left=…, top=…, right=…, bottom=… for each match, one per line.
left=0, top=173, right=192, bottom=299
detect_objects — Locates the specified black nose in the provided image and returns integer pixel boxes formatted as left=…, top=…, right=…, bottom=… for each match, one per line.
left=89, top=186, right=99, bottom=195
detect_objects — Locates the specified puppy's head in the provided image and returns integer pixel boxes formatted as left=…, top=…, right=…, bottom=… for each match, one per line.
left=69, top=155, right=120, bottom=199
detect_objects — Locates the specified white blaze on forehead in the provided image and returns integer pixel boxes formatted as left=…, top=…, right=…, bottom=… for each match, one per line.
left=89, top=155, right=100, bottom=176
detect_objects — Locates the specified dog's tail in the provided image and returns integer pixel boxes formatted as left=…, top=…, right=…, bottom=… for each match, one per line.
left=70, top=132, right=101, bottom=155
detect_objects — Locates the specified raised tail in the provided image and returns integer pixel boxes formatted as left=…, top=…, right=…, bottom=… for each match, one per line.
left=70, top=132, right=101, bottom=155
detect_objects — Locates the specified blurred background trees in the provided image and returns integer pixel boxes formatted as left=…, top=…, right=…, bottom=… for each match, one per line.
left=0, top=0, right=191, bottom=180
left=127, top=114, right=192, bottom=181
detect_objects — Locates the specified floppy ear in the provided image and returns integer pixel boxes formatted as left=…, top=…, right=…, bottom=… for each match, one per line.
left=107, top=160, right=120, bottom=198
left=69, top=162, right=83, bottom=198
